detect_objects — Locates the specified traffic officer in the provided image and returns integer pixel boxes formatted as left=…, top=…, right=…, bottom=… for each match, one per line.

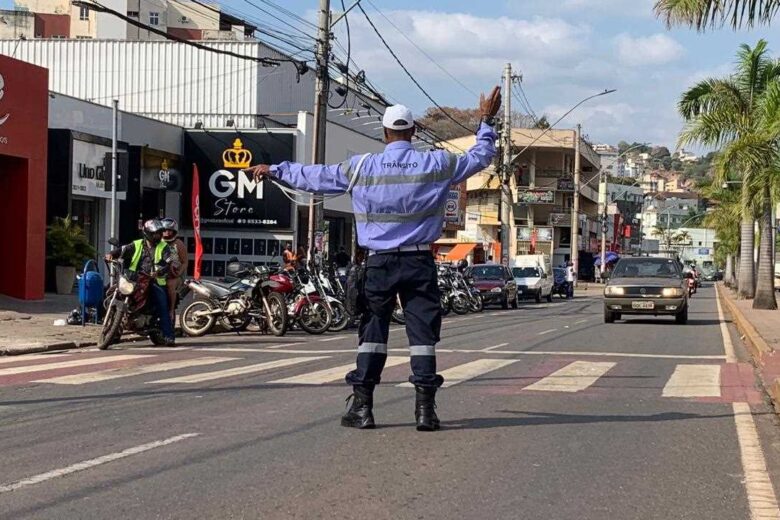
left=248, top=86, right=501, bottom=431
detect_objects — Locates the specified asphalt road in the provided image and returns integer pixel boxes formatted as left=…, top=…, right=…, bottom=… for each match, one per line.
left=2, top=285, right=780, bottom=519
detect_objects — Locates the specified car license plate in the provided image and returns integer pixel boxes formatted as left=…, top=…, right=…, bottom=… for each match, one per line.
left=632, top=301, right=655, bottom=310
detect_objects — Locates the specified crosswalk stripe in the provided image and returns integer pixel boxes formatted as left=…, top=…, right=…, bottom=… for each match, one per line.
left=0, top=353, right=71, bottom=365
left=398, top=359, right=518, bottom=388
left=32, top=357, right=237, bottom=385
left=269, top=356, right=407, bottom=385
left=0, top=355, right=147, bottom=377
left=146, top=356, right=329, bottom=384
left=524, top=361, right=616, bottom=392
left=662, top=364, right=721, bottom=397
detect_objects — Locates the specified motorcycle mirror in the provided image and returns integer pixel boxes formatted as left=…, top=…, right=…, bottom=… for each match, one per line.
left=108, top=237, right=120, bottom=247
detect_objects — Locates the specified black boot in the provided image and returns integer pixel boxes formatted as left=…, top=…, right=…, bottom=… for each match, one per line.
left=341, top=385, right=375, bottom=429
left=415, top=385, right=440, bottom=431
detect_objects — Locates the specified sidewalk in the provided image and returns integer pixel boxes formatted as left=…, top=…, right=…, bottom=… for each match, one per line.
left=717, top=283, right=780, bottom=409
left=0, top=294, right=98, bottom=355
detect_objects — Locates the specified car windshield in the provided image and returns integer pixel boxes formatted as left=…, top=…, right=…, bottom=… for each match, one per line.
left=470, top=266, right=505, bottom=279
left=512, top=267, right=540, bottom=278
left=612, top=258, right=681, bottom=278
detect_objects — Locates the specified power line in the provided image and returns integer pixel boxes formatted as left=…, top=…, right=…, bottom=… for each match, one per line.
left=253, top=0, right=318, bottom=29
left=241, top=0, right=316, bottom=39
left=357, top=3, right=473, bottom=135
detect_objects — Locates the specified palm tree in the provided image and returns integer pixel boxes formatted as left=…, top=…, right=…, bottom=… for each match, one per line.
left=702, top=182, right=741, bottom=286
left=655, top=0, right=780, bottom=31
left=677, top=40, right=780, bottom=303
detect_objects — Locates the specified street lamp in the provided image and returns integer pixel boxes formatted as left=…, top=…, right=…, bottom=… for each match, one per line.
left=648, top=204, right=689, bottom=253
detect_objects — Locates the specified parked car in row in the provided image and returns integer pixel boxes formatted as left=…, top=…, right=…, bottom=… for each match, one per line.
left=465, top=264, right=518, bottom=309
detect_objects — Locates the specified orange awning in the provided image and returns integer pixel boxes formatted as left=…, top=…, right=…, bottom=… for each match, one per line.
left=444, top=243, right=477, bottom=261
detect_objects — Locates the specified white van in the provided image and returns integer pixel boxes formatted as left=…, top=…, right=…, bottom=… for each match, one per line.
left=512, top=255, right=553, bottom=303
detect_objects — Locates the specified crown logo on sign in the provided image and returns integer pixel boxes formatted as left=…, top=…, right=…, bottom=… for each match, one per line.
left=222, top=138, right=252, bottom=169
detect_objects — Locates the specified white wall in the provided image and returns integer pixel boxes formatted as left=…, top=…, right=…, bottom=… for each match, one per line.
left=167, top=0, right=218, bottom=30
left=95, top=0, right=128, bottom=39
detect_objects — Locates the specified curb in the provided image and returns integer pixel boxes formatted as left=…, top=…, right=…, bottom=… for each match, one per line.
left=0, top=340, right=97, bottom=356
left=716, top=283, right=780, bottom=409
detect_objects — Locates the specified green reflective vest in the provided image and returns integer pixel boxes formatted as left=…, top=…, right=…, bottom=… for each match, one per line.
left=129, top=239, right=168, bottom=286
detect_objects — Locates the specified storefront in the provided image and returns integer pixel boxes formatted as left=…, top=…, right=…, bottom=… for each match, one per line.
left=47, top=130, right=129, bottom=278
left=0, top=55, right=48, bottom=299
left=183, top=130, right=295, bottom=277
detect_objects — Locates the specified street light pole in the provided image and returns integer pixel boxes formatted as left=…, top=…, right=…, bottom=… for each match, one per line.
left=570, top=124, right=581, bottom=273
left=500, top=63, right=513, bottom=266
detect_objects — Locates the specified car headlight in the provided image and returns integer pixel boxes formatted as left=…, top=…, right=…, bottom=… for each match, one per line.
left=118, top=276, right=136, bottom=296
left=491, top=287, right=503, bottom=293
left=662, top=287, right=684, bottom=297
left=605, top=286, right=625, bottom=296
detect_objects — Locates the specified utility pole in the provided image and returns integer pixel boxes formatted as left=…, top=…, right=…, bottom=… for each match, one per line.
left=500, top=62, right=513, bottom=266
left=110, top=99, right=118, bottom=240
left=570, top=124, right=581, bottom=276
left=599, top=172, right=607, bottom=276
left=308, top=0, right=331, bottom=259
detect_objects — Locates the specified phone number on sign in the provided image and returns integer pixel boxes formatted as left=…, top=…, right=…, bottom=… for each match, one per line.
left=237, top=219, right=278, bottom=225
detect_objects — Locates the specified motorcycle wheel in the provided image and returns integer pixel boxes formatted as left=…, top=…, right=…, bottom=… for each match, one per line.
left=180, top=300, right=217, bottom=337
left=98, top=305, right=124, bottom=350
left=149, top=329, right=167, bottom=346
left=265, top=292, right=288, bottom=337
left=298, top=301, right=332, bottom=335
left=221, top=314, right=252, bottom=333
left=451, top=295, right=470, bottom=315
left=328, top=300, right=350, bottom=332
left=468, top=295, right=484, bottom=313
left=391, top=303, right=406, bottom=325
left=440, top=296, right=451, bottom=317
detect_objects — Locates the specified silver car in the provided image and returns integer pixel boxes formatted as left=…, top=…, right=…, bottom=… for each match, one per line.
left=603, top=257, right=689, bottom=324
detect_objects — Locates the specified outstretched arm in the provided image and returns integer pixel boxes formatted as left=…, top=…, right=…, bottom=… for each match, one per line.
left=247, top=159, right=352, bottom=195
left=448, top=85, right=502, bottom=184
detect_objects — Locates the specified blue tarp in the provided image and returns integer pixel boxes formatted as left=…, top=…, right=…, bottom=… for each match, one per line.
left=594, top=252, right=620, bottom=266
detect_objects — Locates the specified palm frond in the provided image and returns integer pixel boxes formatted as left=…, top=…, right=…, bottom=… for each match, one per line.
left=655, top=0, right=780, bottom=31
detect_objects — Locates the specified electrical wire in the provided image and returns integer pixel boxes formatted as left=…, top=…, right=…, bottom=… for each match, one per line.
left=357, top=3, right=473, bottom=135
left=241, top=0, right=316, bottom=39
left=327, top=0, right=351, bottom=110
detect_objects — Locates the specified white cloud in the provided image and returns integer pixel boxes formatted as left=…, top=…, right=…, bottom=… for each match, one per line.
left=614, top=33, right=685, bottom=65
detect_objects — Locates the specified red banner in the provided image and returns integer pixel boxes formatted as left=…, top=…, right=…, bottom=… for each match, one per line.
left=192, top=163, right=203, bottom=280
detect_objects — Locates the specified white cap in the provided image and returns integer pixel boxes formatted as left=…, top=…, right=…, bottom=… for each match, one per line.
left=382, top=105, right=414, bottom=130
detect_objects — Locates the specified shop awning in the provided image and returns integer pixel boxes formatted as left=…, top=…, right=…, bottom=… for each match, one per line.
left=443, top=243, right=477, bottom=261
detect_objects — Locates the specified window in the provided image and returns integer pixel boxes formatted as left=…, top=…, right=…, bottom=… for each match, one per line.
left=79, top=6, right=89, bottom=20
left=76, top=35, right=92, bottom=39
left=149, top=12, right=159, bottom=25
left=127, top=10, right=139, bottom=17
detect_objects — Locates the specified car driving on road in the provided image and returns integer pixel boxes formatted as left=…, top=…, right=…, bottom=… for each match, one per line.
left=512, top=265, right=553, bottom=303
left=603, top=257, right=689, bottom=324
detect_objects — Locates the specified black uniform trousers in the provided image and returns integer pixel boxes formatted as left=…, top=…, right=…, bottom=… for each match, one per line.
left=345, top=251, right=444, bottom=388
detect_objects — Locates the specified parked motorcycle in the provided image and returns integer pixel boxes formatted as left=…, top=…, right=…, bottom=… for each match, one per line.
left=179, top=262, right=287, bottom=337
left=98, top=258, right=181, bottom=349
left=311, top=263, right=350, bottom=332
left=274, top=267, right=333, bottom=335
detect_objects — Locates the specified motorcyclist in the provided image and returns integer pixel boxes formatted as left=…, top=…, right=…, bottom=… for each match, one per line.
left=161, top=217, right=188, bottom=324
left=105, top=219, right=176, bottom=345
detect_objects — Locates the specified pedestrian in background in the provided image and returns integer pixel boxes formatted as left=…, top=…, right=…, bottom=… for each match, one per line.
left=248, top=86, right=502, bottom=432
left=566, top=261, right=576, bottom=299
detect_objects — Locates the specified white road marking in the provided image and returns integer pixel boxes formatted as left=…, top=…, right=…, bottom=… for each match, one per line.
left=32, top=357, right=236, bottom=385
left=733, top=402, right=780, bottom=519
left=269, top=356, right=407, bottom=385
left=319, top=335, right=347, bottom=342
left=399, top=359, right=517, bottom=388
left=0, top=353, right=71, bottom=365
left=265, top=342, right=305, bottom=349
left=662, top=364, right=721, bottom=397
left=482, top=343, right=508, bottom=352
left=0, top=355, right=147, bottom=377
left=574, top=319, right=588, bottom=324
left=524, top=361, right=615, bottom=393
left=715, top=284, right=737, bottom=363
left=0, top=433, right=200, bottom=494
left=538, top=329, right=557, bottom=336
left=147, top=356, right=328, bottom=384
left=447, top=349, right=726, bottom=360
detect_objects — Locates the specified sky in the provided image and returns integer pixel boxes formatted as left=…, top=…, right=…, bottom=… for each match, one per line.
left=2, top=0, right=775, bottom=150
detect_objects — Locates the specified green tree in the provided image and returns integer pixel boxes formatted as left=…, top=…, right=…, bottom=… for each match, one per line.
left=702, top=183, right=741, bottom=286
left=677, top=40, right=780, bottom=308
left=655, top=0, right=780, bottom=31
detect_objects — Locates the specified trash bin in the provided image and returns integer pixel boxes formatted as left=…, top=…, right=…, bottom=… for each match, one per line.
left=78, top=260, right=104, bottom=325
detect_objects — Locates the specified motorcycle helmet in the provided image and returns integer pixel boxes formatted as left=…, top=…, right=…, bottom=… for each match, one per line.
left=142, top=218, right=164, bottom=244
left=457, top=259, right=468, bottom=272
left=161, top=217, right=179, bottom=242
